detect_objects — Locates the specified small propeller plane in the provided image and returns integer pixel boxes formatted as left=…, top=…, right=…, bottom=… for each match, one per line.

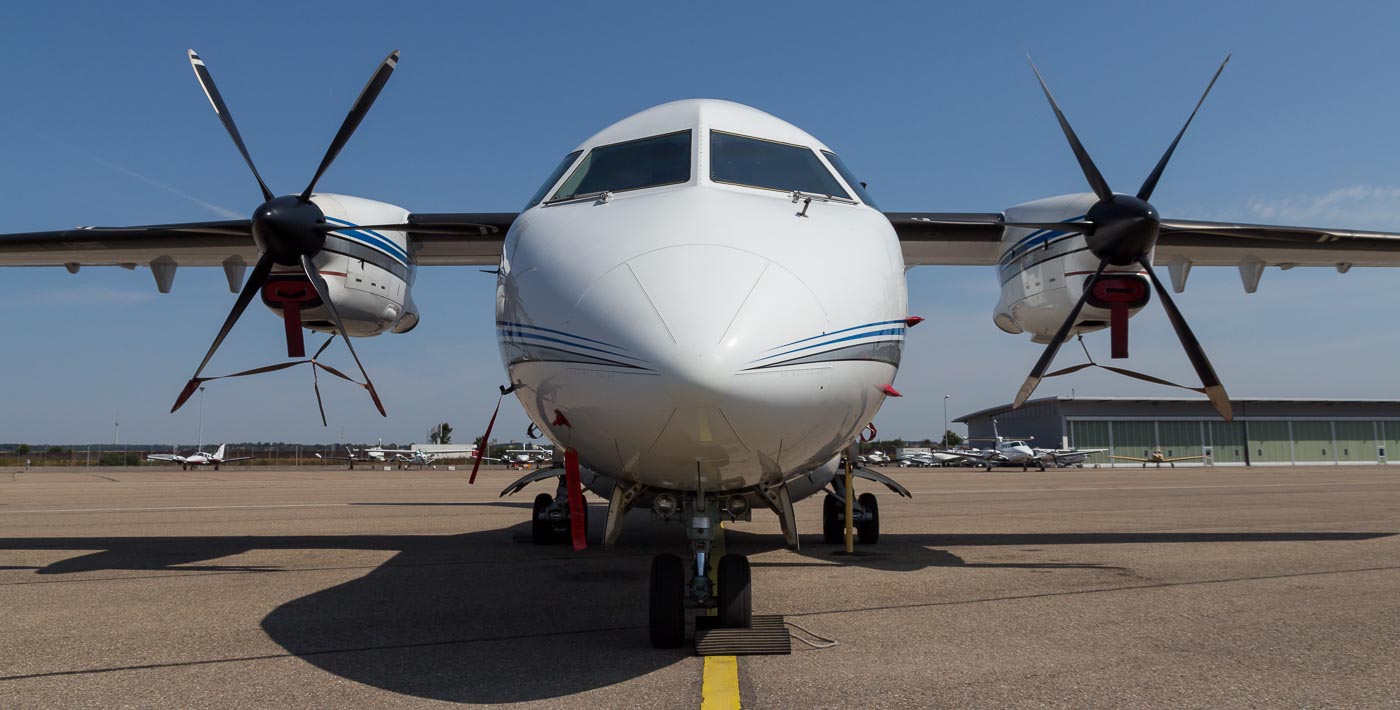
left=1111, top=450, right=1208, bottom=468
left=146, top=444, right=250, bottom=471
left=5, top=50, right=1400, bottom=647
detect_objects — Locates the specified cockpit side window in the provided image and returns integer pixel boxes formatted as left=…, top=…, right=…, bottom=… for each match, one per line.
left=525, top=150, right=583, bottom=209
left=710, top=131, right=850, bottom=199
left=550, top=131, right=692, bottom=202
left=821, top=150, right=878, bottom=208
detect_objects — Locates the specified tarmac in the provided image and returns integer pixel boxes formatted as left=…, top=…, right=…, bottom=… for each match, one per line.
left=0, top=463, right=1397, bottom=708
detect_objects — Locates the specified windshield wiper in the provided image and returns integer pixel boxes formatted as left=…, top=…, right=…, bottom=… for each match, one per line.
left=791, top=190, right=855, bottom=217
left=544, top=190, right=612, bottom=206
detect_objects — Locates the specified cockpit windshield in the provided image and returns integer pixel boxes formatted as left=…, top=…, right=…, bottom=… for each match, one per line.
left=821, top=150, right=877, bottom=208
left=526, top=150, right=582, bottom=208
left=550, top=131, right=692, bottom=202
left=710, top=131, right=850, bottom=199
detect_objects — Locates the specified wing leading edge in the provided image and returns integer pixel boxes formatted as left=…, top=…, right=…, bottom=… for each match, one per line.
left=888, top=212, right=1400, bottom=268
left=0, top=213, right=514, bottom=269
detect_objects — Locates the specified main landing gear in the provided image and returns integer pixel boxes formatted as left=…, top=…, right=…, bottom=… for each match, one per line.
left=530, top=476, right=588, bottom=545
left=821, top=474, right=881, bottom=545
left=648, top=493, right=753, bottom=649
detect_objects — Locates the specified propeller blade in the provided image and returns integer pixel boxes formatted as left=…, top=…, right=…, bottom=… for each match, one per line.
left=173, top=254, right=274, bottom=412
left=299, top=50, right=400, bottom=202
left=1001, top=220, right=1097, bottom=234
left=318, top=222, right=500, bottom=235
left=310, top=335, right=336, bottom=428
left=1013, top=256, right=1111, bottom=408
left=187, top=50, right=275, bottom=203
left=311, top=363, right=327, bottom=427
left=1137, top=55, right=1231, bottom=202
left=1138, top=256, right=1232, bottom=420
left=300, top=255, right=387, bottom=417
left=1028, top=56, right=1114, bottom=202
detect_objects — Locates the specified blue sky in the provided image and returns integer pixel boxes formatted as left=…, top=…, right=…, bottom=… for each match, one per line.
left=3, top=1, right=1399, bottom=445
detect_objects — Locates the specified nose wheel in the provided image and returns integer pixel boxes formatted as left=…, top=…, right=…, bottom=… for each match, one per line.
left=649, top=554, right=686, bottom=648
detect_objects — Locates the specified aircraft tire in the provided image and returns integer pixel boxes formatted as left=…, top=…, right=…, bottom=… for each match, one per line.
left=822, top=494, right=842, bottom=544
left=856, top=493, right=880, bottom=544
left=649, top=553, right=686, bottom=648
left=717, top=554, right=752, bottom=628
left=531, top=493, right=553, bottom=545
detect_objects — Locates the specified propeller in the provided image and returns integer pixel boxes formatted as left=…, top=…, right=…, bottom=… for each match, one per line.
left=172, top=49, right=399, bottom=420
left=1012, top=55, right=1233, bottom=421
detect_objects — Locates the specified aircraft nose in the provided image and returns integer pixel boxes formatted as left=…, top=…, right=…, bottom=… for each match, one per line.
left=581, top=244, right=829, bottom=400
left=567, top=245, right=836, bottom=463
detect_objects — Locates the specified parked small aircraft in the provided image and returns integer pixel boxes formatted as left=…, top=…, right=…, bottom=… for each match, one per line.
left=147, top=444, right=250, bottom=470
left=1111, top=450, right=1207, bottom=467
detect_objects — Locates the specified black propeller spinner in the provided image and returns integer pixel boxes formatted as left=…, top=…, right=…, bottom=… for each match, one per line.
left=1011, top=55, right=1234, bottom=421
left=172, top=49, right=399, bottom=420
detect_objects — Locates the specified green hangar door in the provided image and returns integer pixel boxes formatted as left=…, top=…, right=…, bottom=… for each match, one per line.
left=1334, top=421, right=1378, bottom=463
left=1158, top=422, right=1203, bottom=460
left=1248, top=422, right=1291, bottom=465
left=1292, top=422, right=1334, bottom=463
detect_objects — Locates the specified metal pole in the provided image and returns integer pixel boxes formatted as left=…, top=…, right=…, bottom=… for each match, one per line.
left=943, top=394, right=950, bottom=448
left=844, top=455, right=855, bottom=554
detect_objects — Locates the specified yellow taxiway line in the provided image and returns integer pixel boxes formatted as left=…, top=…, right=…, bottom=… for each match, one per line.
left=700, top=521, right=741, bottom=709
left=701, top=655, right=741, bottom=709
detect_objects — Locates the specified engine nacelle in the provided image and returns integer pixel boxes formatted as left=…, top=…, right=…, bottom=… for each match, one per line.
left=260, top=193, right=417, bottom=339
left=993, top=193, right=1153, bottom=343
left=391, top=291, right=420, bottom=334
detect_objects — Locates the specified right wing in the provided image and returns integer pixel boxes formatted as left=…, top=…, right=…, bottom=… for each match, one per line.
left=1109, top=455, right=1148, bottom=463
left=146, top=454, right=184, bottom=462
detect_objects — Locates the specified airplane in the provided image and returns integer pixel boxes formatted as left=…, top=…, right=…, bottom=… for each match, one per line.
left=146, top=444, right=250, bottom=471
left=5, top=50, right=1400, bottom=648
left=503, top=444, right=554, bottom=468
left=314, top=441, right=389, bottom=469
left=865, top=451, right=891, bottom=465
left=1036, top=446, right=1109, bottom=468
left=379, top=446, right=491, bottom=470
left=1111, top=450, right=1208, bottom=468
left=896, top=451, right=965, bottom=467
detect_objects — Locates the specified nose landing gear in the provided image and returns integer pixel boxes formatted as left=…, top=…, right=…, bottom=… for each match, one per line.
left=647, top=493, right=754, bottom=649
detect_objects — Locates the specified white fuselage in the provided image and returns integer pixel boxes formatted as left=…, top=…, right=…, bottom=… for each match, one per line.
left=496, top=101, right=906, bottom=496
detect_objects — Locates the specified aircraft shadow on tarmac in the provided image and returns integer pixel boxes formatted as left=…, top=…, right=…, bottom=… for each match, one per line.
left=0, top=520, right=1393, bottom=703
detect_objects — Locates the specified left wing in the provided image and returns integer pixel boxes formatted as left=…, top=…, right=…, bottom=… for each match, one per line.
left=0, top=212, right=513, bottom=269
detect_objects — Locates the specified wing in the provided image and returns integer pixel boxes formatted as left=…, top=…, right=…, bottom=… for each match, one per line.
left=219, top=456, right=254, bottom=462
left=888, top=211, right=1400, bottom=269
left=1157, top=219, right=1400, bottom=268
left=1109, top=455, right=1148, bottom=462
left=886, top=212, right=1004, bottom=266
left=0, top=213, right=513, bottom=269
left=146, top=454, right=183, bottom=462
left=1164, top=455, right=1207, bottom=462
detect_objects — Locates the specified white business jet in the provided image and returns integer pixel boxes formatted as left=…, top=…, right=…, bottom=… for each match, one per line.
left=147, top=444, right=250, bottom=471
left=5, top=51, right=1400, bottom=647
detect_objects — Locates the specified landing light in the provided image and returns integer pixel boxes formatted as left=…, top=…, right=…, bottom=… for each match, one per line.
left=724, top=495, right=749, bottom=518
left=653, top=493, right=678, bottom=519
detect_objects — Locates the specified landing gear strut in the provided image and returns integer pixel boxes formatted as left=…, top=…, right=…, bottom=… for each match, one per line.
left=821, top=475, right=881, bottom=545
left=530, top=476, right=587, bottom=545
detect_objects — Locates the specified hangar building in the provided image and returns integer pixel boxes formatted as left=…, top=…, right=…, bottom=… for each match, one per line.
left=954, top=397, right=1400, bottom=466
